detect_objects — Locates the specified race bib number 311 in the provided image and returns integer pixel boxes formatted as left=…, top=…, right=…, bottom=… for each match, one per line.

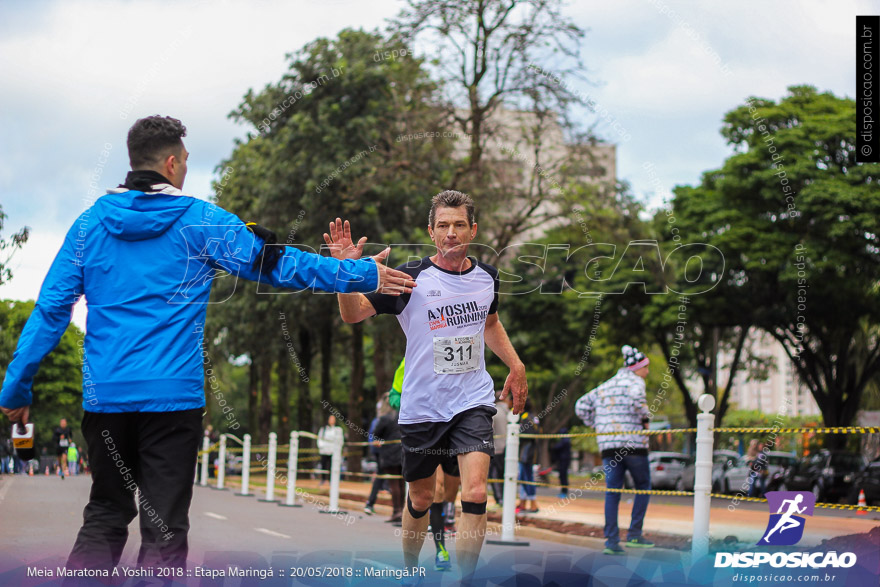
left=433, top=334, right=482, bottom=374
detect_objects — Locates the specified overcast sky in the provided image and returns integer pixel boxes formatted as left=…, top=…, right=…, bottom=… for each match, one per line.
left=0, top=0, right=868, bottom=329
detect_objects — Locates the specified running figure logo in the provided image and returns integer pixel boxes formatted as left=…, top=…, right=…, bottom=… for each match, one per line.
left=759, top=491, right=815, bottom=546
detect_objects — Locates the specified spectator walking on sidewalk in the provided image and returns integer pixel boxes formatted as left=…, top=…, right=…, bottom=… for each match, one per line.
left=575, top=345, right=654, bottom=555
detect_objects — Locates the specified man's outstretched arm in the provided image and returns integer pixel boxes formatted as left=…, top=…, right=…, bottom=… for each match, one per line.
left=0, top=222, right=84, bottom=421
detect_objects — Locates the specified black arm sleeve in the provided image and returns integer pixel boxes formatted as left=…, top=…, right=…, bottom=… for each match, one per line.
left=477, top=261, right=500, bottom=314
left=364, top=259, right=427, bottom=315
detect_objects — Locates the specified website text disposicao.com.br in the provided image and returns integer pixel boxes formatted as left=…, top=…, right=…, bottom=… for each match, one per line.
left=717, top=550, right=856, bottom=583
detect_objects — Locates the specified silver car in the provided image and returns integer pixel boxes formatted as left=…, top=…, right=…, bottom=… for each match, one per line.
left=677, top=449, right=740, bottom=491
left=722, top=451, right=797, bottom=495
left=624, top=452, right=691, bottom=490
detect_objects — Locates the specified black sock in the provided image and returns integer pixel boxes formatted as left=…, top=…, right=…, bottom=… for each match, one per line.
left=430, top=502, right=445, bottom=551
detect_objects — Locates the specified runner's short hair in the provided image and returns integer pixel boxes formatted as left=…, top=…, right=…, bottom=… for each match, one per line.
left=127, top=115, right=187, bottom=169
left=429, top=190, right=475, bottom=228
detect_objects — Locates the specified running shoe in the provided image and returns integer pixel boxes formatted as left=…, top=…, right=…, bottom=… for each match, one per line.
left=364, top=504, right=375, bottom=515
left=603, top=544, right=626, bottom=555
left=434, top=545, right=451, bottom=572
left=626, top=537, right=655, bottom=548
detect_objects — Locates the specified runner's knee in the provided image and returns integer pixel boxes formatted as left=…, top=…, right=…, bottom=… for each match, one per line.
left=460, top=485, right=487, bottom=503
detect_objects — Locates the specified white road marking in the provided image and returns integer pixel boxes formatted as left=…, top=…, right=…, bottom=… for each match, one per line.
left=254, top=527, right=290, bottom=539
left=204, top=512, right=227, bottom=520
left=0, top=477, right=13, bottom=504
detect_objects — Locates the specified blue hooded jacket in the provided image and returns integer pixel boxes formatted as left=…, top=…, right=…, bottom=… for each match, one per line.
left=0, top=178, right=379, bottom=413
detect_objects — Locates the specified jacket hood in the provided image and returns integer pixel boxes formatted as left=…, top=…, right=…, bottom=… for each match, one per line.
left=95, top=190, right=195, bottom=241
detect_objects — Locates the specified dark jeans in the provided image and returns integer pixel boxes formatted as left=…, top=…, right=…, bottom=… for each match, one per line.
left=366, top=470, right=383, bottom=507
left=66, top=409, right=202, bottom=574
left=747, top=471, right=766, bottom=497
left=382, top=465, right=404, bottom=519
left=489, top=452, right=505, bottom=504
left=320, top=455, right=332, bottom=482
left=518, top=462, right=536, bottom=499
left=602, top=453, right=651, bottom=548
left=557, top=462, right=570, bottom=493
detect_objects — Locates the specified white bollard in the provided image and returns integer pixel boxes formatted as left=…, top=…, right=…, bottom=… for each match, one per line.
left=692, top=394, right=717, bottom=559
left=200, top=433, right=210, bottom=487
left=216, top=434, right=227, bottom=490
left=487, top=410, right=529, bottom=546
left=239, top=434, right=252, bottom=497
left=260, top=432, right=278, bottom=502
left=328, top=434, right=343, bottom=513
left=282, top=431, right=302, bottom=507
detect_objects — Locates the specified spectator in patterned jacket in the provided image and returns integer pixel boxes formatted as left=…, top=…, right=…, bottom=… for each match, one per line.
left=575, top=345, right=653, bottom=555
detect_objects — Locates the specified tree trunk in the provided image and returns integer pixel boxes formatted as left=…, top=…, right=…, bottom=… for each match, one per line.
left=320, top=314, right=333, bottom=409
left=657, top=335, right=698, bottom=427
left=277, top=348, right=290, bottom=441
left=259, top=356, right=273, bottom=444
left=372, top=322, right=390, bottom=398
left=248, top=358, right=259, bottom=436
left=347, top=322, right=366, bottom=474
left=297, top=328, right=313, bottom=433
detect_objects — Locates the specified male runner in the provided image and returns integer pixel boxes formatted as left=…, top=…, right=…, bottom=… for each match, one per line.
left=327, top=189, right=528, bottom=581
left=388, top=358, right=459, bottom=571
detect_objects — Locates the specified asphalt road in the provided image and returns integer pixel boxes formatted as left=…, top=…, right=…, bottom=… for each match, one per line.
left=0, top=474, right=677, bottom=587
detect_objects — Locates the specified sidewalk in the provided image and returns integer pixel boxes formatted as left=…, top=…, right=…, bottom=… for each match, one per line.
left=221, top=475, right=880, bottom=549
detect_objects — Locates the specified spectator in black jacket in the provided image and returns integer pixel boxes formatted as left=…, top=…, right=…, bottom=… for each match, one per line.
left=373, top=393, right=404, bottom=523
left=552, top=430, right=572, bottom=498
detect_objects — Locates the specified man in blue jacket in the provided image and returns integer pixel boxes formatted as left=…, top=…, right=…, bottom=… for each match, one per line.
left=0, top=115, right=415, bottom=573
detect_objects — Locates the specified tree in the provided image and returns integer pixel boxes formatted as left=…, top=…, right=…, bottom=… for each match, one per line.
left=209, top=29, right=450, bottom=459
left=671, top=86, right=880, bottom=431
left=0, top=205, right=29, bottom=286
left=392, top=0, right=607, bottom=252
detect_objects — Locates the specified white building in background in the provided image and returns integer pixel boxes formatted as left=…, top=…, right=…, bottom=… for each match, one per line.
left=723, top=328, right=820, bottom=417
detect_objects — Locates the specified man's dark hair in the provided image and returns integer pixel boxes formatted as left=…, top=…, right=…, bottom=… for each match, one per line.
left=127, top=116, right=187, bottom=169
left=428, top=190, right=475, bottom=228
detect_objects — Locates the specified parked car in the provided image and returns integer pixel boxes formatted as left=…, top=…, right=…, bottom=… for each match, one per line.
left=624, top=452, right=690, bottom=490
left=845, top=457, right=880, bottom=506
left=721, top=451, right=797, bottom=496
left=779, top=450, right=865, bottom=503
left=678, top=449, right=740, bottom=492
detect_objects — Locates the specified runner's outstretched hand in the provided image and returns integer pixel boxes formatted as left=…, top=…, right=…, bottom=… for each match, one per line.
left=323, top=218, right=415, bottom=296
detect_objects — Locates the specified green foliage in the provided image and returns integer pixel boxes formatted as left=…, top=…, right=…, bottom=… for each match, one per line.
left=670, top=86, right=880, bottom=428
left=0, top=205, right=30, bottom=287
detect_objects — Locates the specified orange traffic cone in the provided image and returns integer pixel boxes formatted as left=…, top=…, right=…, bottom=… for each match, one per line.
left=45, top=466, right=49, bottom=476
left=856, top=489, right=867, bottom=515
left=28, top=466, right=34, bottom=476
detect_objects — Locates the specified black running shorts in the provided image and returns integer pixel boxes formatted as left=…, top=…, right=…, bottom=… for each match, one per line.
left=399, top=405, right=497, bottom=482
